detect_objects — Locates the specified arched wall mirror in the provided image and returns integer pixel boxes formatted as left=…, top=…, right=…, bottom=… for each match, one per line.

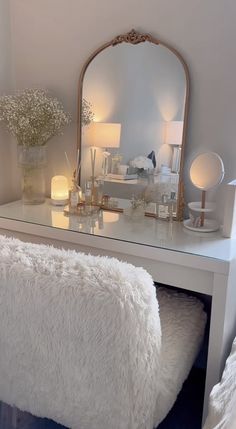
left=77, top=29, right=189, bottom=220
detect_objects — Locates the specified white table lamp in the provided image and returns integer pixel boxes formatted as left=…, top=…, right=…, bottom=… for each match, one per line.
left=165, top=121, right=183, bottom=173
left=51, top=175, right=69, bottom=206
left=85, top=122, right=121, bottom=177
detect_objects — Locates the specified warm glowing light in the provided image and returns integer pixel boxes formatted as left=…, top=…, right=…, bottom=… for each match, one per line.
left=164, top=121, right=183, bottom=146
left=102, top=212, right=120, bottom=223
left=51, top=211, right=69, bottom=229
left=157, top=95, right=179, bottom=121
left=83, top=81, right=116, bottom=121
left=85, top=122, right=121, bottom=148
left=190, top=153, right=225, bottom=191
left=51, top=175, right=69, bottom=205
left=155, top=144, right=172, bottom=171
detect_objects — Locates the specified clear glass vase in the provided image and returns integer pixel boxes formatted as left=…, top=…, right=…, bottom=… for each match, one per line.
left=17, top=146, right=47, bottom=204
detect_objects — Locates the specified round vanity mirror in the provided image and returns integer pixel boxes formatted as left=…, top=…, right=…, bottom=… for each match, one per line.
left=77, top=29, right=190, bottom=221
left=190, top=152, right=225, bottom=190
left=184, top=152, right=224, bottom=232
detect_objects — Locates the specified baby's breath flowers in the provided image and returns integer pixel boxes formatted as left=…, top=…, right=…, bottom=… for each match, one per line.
left=0, top=89, right=71, bottom=147
left=82, top=98, right=94, bottom=126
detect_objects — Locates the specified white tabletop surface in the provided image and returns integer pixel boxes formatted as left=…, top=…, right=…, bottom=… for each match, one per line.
left=0, top=199, right=234, bottom=262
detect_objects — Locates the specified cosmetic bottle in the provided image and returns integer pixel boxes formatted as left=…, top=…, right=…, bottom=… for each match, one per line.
left=85, top=180, right=92, bottom=205
left=69, top=180, right=81, bottom=212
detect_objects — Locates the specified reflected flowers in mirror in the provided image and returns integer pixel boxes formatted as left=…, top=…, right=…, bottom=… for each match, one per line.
left=82, top=99, right=94, bottom=127
left=124, top=195, right=146, bottom=221
left=130, top=155, right=154, bottom=177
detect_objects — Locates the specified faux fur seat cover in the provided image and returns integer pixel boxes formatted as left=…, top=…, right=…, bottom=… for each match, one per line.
left=155, top=288, right=207, bottom=426
left=0, top=235, right=206, bottom=429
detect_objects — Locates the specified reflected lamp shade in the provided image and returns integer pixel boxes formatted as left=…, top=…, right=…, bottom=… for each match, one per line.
left=165, top=121, right=183, bottom=146
left=51, top=175, right=69, bottom=206
left=85, top=122, right=121, bottom=148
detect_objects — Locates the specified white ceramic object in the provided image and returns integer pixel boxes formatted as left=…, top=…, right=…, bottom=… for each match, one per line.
left=118, top=164, right=129, bottom=175
left=183, top=218, right=220, bottom=233
left=188, top=201, right=216, bottom=213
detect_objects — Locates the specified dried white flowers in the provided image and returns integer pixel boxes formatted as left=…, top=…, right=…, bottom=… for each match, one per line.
left=130, top=156, right=154, bottom=170
left=0, top=89, right=71, bottom=147
left=82, top=98, right=94, bottom=126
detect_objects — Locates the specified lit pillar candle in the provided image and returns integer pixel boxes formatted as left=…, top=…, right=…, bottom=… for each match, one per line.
left=51, top=175, right=69, bottom=206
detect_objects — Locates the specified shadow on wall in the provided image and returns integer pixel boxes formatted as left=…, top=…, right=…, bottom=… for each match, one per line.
left=0, top=132, right=21, bottom=204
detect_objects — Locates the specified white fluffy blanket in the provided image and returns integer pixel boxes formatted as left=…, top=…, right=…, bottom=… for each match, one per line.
left=0, top=235, right=161, bottom=429
left=204, top=338, right=236, bottom=429
left=0, top=235, right=206, bottom=429
left=155, top=288, right=207, bottom=426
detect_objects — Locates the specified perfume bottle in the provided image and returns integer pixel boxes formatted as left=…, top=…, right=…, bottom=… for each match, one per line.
left=168, top=191, right=177, bottom=221
left=85, top=180, right=92, bottom=205
left=96, top=179, right=104, bottom=205
left=157, top=193, right=169, bottom=219
left=69, top=179, right=81, bottom=211
left=111, top=154, right=122, bottom=174
left=92, top=180, right=99, bottom=205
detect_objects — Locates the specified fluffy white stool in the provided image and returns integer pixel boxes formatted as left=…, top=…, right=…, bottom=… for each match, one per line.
left=154, top=287, right=207, bottom=427
left=0, top=236, right=206, bottom=429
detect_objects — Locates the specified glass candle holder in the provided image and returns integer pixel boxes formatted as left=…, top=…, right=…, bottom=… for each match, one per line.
left=51, top=175, right=69, bottom=206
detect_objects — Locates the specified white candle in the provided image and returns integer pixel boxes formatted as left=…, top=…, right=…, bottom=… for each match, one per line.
left=51, top=175, right=69, bottom=206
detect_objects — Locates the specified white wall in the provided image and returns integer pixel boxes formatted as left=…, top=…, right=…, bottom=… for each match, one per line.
left=0, top=0, right=16, bottom=203
left=8, top=0, right=236, bottom=219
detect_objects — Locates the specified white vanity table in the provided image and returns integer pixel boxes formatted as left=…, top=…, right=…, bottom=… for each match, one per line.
left=0, top=199, right=235, bottom=425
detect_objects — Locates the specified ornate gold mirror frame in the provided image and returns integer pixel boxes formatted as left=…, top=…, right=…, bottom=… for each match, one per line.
left=77, top=29, right=190, bottom=220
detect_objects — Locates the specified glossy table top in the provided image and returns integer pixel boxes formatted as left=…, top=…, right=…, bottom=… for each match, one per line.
left=0, top=199, right=234, bottom=262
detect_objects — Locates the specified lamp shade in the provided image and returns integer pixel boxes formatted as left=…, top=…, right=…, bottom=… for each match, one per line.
left=85, top=122, right=121, bottom=148
left=165, top=121, right=183, bottom=146
left=51, top=175, right=69, bottom=205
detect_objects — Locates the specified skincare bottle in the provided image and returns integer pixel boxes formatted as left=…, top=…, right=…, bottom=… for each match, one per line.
left=69, top=180, right=81, bottom=211
left=169, top=191, right=177, bottom=220
left=96, top=179, right=104, bottom=205
left=111, top=154, right=122, bottom=174
left=157, top=193, right=169, bottom=219
left=92, top=180, right=99, bottom=205
left=85, top=180, right=92, bottom=205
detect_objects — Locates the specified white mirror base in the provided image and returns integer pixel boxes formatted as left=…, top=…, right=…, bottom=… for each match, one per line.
left=183, top=218, right=220, bottom=232
left=188, top=201, right=215, bottom=213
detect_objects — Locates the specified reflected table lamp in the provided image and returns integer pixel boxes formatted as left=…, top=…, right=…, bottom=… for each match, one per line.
left=86, top=122, right=121, bottom=179
left=165, top=121, right=183, bottom=173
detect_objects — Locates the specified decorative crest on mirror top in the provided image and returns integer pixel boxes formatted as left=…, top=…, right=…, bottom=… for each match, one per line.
left=112, top=29, right=153, bottom=46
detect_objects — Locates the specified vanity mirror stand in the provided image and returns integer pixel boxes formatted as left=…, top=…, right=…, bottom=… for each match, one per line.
left=184, top=152, right=225, bottom=232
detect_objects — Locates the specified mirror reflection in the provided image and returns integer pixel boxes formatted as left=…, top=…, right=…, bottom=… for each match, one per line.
left=79, top=30, right=188, bottom=220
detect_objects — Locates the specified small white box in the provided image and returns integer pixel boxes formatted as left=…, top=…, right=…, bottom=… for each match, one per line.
left=222, top=180, right=236, bottom=238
